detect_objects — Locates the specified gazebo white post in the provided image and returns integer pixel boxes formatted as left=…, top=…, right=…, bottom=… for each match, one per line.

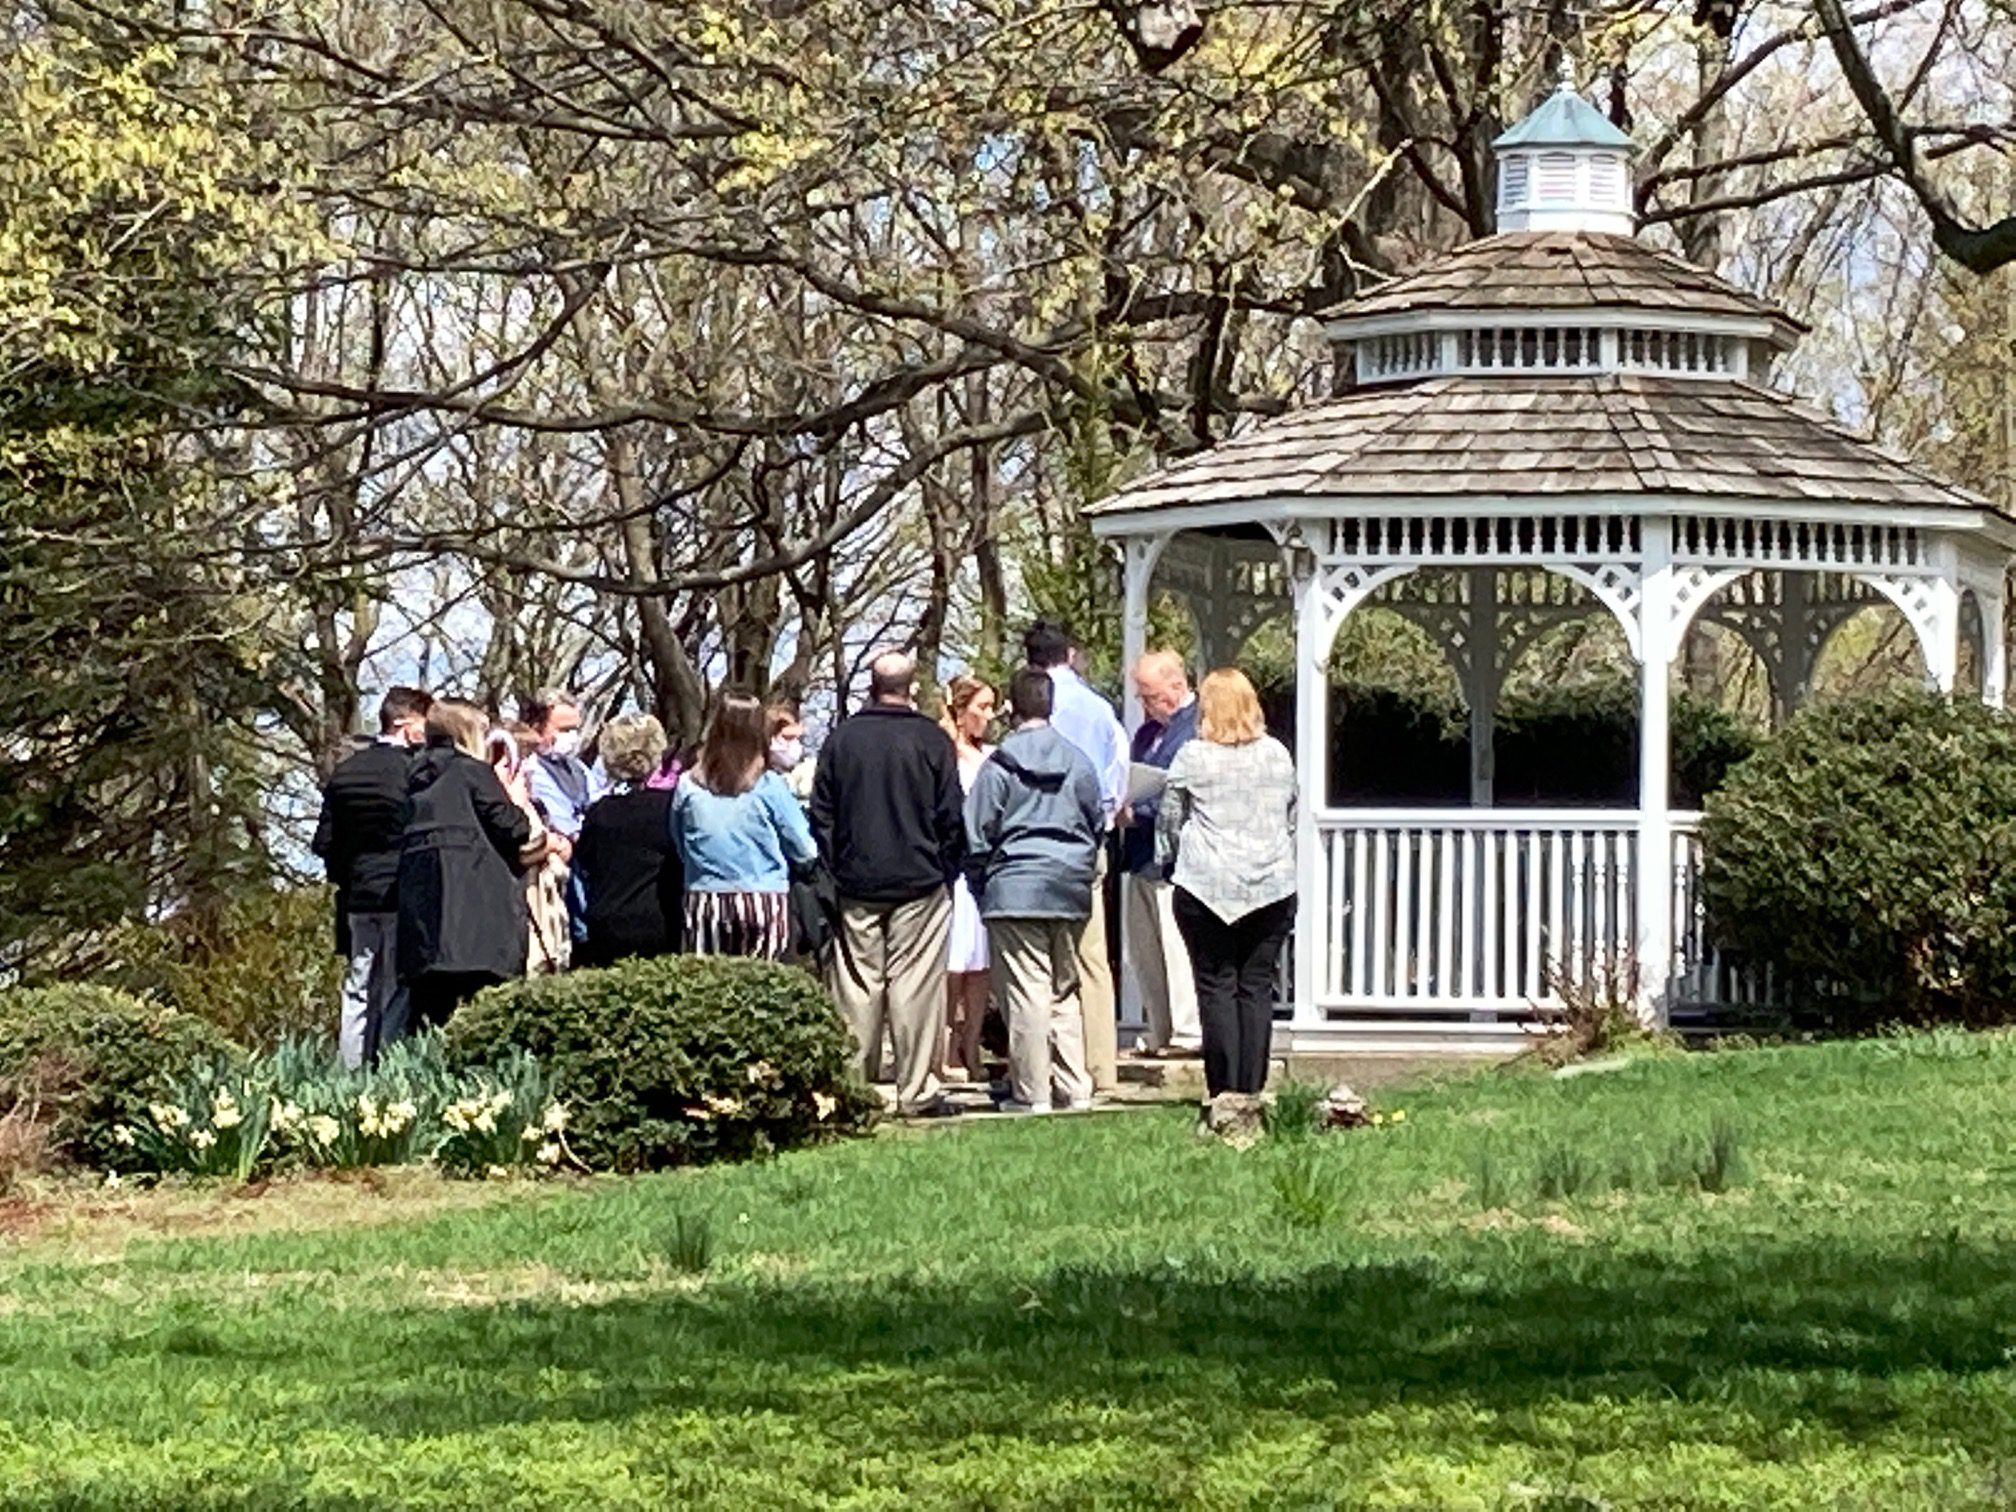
left=1120, top=534, right=1168, bottom=731
left=1985, top=582, right=2009, bottom=708
left=1290, top=544, right=1328, bottom=1033
left=1118, top=532, right=1167, bottom=1040
left=1634, top=516, right=1675, bottom=1026
left=1919, top=544, right=1951, bottom=693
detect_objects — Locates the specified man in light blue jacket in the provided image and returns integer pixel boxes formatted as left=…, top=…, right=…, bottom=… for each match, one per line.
left=963, top=666, right=1105, bottom=1113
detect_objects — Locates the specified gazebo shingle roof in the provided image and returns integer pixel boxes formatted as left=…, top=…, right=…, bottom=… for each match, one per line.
left=1326, top=232, right=1799, bottom=331
left=1090, top=374, right=1988, bottom=517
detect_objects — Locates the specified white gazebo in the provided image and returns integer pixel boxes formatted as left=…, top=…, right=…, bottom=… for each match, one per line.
left=1093, top=78, right=2016, bottom=1052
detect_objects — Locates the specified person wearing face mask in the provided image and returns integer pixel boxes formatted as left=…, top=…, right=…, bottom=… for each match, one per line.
left=520, top=688, right=607, bottom=952
left=767, top=705, right=809, bottom=788
left=768, top=701, right=832, bottom=960
left=312, top=686, right=432, bottom=1068
left=520, top=690, right=605, bottom=850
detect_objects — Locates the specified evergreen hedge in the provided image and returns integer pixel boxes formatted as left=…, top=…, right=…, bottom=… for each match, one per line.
left=1699, top=691, right=2016, bottom=1027
left=443, top=955, right=879, bottom=1171
left=0, top=985, right=239, bottom=1171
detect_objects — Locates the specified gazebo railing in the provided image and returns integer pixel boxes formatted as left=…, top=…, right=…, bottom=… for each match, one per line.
left=1667, top=817, right=1775, bottom=1010
left=1309, top=810, right=1638, bottom=1018
left=1298, top=809, right=1772, bottom=1037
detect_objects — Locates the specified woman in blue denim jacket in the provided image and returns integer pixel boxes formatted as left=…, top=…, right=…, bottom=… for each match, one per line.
left=671, top=691, right=818, bottom=960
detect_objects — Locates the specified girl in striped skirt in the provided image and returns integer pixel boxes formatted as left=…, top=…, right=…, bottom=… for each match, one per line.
left=669, top=690, right=818, bottom=962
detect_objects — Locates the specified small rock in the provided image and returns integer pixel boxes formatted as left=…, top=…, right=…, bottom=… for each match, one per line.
left=1319, top=1083, right=1372, bottom=1130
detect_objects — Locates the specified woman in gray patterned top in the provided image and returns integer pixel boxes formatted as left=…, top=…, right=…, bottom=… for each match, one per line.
left=1154, top=668, right=1297, bottom=1100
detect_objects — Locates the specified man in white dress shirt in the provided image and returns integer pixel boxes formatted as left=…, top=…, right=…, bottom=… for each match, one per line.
left=1022, top=619, right=1128, bottom=1092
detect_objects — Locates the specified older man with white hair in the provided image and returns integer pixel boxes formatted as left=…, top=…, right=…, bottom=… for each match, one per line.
left=811, top=650, right=968, bottom=1117
left=1124, top=651, right=1202, bottom=1055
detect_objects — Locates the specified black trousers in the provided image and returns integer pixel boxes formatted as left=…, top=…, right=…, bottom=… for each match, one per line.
left=405, top=972, right=498, bottom=1035
left=1172, top=890, right=1294, bottom=1097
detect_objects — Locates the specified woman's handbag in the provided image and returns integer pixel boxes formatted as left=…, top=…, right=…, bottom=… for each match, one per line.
left=787, top=858, right=838, bottom=962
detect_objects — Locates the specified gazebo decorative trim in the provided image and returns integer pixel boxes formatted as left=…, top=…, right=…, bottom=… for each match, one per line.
left=1094, top=83, right=2015, bottom=1054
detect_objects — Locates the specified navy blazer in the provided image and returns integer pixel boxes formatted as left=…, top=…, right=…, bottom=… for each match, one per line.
left=1122, top=697, right=1199, bottom=875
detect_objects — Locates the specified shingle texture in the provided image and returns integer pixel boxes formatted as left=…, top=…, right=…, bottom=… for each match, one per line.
left=1328, top=233, right=1798, bottom=329
left=1090, top=374, right=1988, bottom=517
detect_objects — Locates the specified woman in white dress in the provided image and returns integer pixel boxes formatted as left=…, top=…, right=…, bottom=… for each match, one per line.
left=942, top=674, right=997, bottom=1082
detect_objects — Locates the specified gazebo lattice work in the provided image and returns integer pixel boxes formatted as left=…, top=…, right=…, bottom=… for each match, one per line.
left=1093, top=76, right=2016, bottom=1053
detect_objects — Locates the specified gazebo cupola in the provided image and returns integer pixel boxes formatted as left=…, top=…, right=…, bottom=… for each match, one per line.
left=1089, top=80, right=2013, bottom=1053
left=1492, top=70, right=1636, bottom=236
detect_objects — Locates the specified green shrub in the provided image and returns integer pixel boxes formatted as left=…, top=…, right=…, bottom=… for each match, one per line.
left=98, top=887, right=343, bottom=1049
left=1700, top=690, right=2016, bottom=1027
left=0, top=985, right=239, bottom=1171
left=443, top=956, right=879, bottom=1172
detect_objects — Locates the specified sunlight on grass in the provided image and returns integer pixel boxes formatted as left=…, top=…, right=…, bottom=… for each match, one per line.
left=5, top=1034, right=2016, bottom=1507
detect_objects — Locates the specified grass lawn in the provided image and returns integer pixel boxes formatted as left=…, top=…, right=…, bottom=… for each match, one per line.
left=6, top=1033, right=2016, bottom=1509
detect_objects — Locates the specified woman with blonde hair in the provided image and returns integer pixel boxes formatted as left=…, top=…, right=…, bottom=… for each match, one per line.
left=670, top=690, right=818, bottom=959
left=396, top=698, right=537, bottom=1030
left=1155, top=668, right=1297, bottom=1106
left=939, top=673, right=998, bottom=1081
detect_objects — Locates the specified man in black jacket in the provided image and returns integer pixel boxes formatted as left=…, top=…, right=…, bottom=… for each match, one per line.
left=311, top=686, right=431, bottom=1066
left=811, top=651, right=966, bottom=1117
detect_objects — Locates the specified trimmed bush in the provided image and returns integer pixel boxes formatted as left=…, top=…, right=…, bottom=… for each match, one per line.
left=100, top=886, right=343, bottom=1049
left=0, top=985, right=239, bottom=1171
left=442, top=956, right=878, bottom=1171
left=1700, top=691, right=2016, bottom=1027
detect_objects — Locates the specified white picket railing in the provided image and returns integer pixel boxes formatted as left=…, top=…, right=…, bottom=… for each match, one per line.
left=1290, top=809, right=1774, bottom=1047
left=1308, top=810, right=1638, bottom=1019
left=1667, top=816, right=1774, bottom=1009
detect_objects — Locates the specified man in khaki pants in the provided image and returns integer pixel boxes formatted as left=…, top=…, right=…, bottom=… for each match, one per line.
left=811, top=652, right=968, bottom=1118
left=964, top=667, right=1103, bottom=1113
left=1023, top=621, right=1129, bottom=1092
left=1123, top=651, right=1202, bottom=1054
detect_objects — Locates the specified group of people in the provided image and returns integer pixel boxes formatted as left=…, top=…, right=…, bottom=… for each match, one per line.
left=311, top=620, right=1300, bottom=1116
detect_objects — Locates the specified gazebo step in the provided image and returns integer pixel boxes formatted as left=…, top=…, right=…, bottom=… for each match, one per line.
left=1279, top=1021, right=1540, bottom=1056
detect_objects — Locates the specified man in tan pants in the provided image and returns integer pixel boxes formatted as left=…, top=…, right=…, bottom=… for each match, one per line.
left=810, top=652, right=968, bottom=1118
left=965, top=667, right=1102, bottom=1112
left=1024, top=620, right=1129, bottom=1092
left=831, top=889, right=954, bottom=1112
left=1123, top=650, right=1202, bottom=1054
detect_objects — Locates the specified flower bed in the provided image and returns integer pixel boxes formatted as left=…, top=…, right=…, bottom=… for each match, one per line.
left=117, top=1035, right=573, bottom=1182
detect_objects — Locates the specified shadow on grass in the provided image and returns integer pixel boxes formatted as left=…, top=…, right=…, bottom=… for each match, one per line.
left=148, top=1232, right=2016, bottom=1451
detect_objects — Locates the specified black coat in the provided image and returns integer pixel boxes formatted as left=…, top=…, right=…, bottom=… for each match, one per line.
left=311, top=740, right=415, bottom=915
left=810, top=703, right=966, bottom=904
left=396, top=744, right=533, bottom=984
left=574, top=787, right=683, bottom=966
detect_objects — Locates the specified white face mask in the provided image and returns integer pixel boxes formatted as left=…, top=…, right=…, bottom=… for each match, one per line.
left=769, top=736, right=804, bottom=772
left=550, top=729, right=582, bottom=759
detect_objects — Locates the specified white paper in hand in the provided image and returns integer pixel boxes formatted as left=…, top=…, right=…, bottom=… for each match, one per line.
left=1127, top=763, right=1168, bottom=805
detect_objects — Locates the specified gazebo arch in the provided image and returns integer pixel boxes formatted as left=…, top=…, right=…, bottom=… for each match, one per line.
left=1096, top=74, right=2016, bottom=1053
